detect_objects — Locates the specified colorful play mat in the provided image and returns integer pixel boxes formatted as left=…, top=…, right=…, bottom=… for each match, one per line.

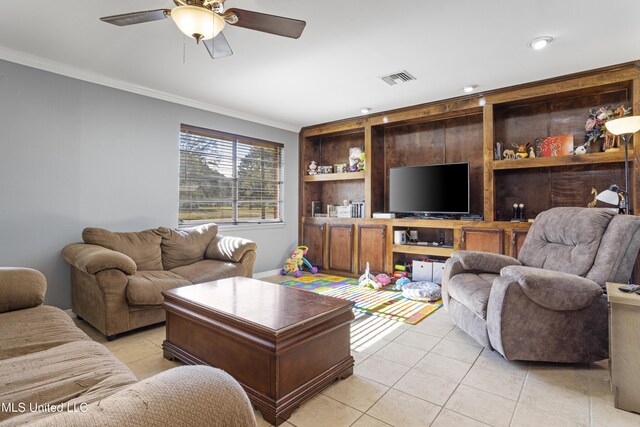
left=278, top=274, right=442, bottom=325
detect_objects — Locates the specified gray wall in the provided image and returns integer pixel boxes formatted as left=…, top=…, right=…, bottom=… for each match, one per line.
left=0, top=59, right=299, bottom=309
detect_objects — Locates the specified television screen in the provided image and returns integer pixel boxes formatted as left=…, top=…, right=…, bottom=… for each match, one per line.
left=388, top=162, right=470, bottom=214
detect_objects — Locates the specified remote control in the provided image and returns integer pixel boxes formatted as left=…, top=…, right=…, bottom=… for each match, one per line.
left=618, top=284, right=640, bottom=293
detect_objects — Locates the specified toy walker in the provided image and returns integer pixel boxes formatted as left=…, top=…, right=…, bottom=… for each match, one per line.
left=280, top=245, right=319, bottom=278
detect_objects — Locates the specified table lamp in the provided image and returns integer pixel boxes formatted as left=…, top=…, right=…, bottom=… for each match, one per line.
left=597, top=116, right=640, bottom=214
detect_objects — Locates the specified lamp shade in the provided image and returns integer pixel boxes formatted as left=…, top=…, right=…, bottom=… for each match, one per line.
left=605, top=116, right=640, bottom=136
left=596, top=189, right=621, bottom=206
left=171, top=6, right=224, bottom=41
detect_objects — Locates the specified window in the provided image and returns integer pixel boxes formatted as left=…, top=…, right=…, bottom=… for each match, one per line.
left=179, top=124, right=284, bottom=225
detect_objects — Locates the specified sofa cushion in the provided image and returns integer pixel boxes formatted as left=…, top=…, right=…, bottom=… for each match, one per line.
left=170, top=259, right=246, bottom=284
left=586, top=214, right=640, bottom=287
left=446, top=272, right=498, bottom=319
left=518, top=207, right=614, bottom=277
left=0, top=340, right=137, bottom=424
left=158, top=224, right=218, bottom=270
left=126, top=271, right=192, bottom=306
left=0, top=305, right=91, bottom=360
left=0, top=267, right=47, bottom=313
left=83, top=227, right=163, bottom=271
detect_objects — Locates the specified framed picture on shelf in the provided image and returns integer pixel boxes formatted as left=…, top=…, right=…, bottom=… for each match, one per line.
left=540, top=134, right=574, bottom=157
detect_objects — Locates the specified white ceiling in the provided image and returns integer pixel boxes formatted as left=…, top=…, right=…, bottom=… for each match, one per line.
left=1, top=1, right=640, bottom=132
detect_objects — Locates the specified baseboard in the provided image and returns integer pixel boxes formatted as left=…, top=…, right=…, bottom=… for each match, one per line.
left=253, top=269, right=281, bottom=279
left=64, top=308, right=76, bottom=318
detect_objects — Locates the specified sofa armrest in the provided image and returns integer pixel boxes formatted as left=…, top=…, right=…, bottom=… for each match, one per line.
left=500, top=265, right=603, bottom=310
left=205, top=234, right=257, bottom=263
left=0, top=268, right=47, bottom=313
left=62, top=243, right=137, bottom=276
left=29, top=366, right=257, bottom=427
left=452, top=250, right=521, bottom=274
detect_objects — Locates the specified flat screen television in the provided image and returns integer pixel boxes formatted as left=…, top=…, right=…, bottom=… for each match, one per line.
left=388, top=162, right=470, bottom=215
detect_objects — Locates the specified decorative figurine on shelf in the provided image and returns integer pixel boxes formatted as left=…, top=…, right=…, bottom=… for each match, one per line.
left=584, top=104, right=631, bottom=147
left=511, top=203, right=525, bottom=221
left=348, top=147, right=365, bottom=172
left=572, top=144, right=587, bottom=155
left=494, top=142, right=503, bottom=160
left=588, top=188, right=598, bottom=208
left=528, top=146, right=536, bottom=158
left=280, top=246, right=319, bottom=278
left=307, top=161, right=318, bottom=175
left=513, top=143, right=531, bottom=159
left=503, top=149, right=516, bottom=160
left=603, top=132, right=621, bottom=152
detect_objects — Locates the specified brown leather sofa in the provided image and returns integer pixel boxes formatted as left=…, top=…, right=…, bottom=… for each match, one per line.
left=0, top=267, right=257, bottom=426
left=62, top=224, right=256, bottom=339
left=442, top=207, right=640, bottom=363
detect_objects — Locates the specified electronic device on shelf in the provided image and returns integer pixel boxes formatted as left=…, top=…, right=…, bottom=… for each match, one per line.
left=460, top=214, right=483, bottom=220
left=373, top=212, right=396, bottom=219
left=388, top=162, right=470, bottom=216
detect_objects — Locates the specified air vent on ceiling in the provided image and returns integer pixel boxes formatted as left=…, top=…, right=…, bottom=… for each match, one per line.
left=380, top=70, right=416, bottom=86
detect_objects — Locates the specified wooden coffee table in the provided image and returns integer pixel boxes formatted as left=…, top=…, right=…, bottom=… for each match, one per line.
left=162, top=277, right=355, bottom=426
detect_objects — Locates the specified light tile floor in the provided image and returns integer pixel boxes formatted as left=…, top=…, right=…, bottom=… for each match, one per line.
left=71, top=277, right=640, bottom=427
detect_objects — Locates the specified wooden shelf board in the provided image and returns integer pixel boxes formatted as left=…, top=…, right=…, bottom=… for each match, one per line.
left=303, top=171, right=365, bottom=182
left=492, top=150, right=633, bottom=171
left=392, top=244, right=454, bottom=257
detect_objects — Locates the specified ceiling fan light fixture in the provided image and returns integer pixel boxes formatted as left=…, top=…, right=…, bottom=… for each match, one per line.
left=171, top=5, right=225, bottom=42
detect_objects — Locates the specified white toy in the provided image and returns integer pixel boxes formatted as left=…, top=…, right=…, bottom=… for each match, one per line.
left=503, top=149, right=516, bottom=160
left=573, top=145, right=587, bottom=155
left=358, top=262, right=380, bottom=290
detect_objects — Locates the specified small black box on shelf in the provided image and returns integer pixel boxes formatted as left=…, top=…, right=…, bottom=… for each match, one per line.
left=311, top=201, right=322, bottom=216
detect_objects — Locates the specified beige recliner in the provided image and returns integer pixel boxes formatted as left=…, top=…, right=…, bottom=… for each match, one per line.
left=62, top=223, right=256, bottom=339
left=442, top=207, right=640, bottom=363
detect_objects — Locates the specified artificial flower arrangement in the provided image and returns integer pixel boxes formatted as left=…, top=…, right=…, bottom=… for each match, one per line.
left=584, top=105, right=631, bottom=146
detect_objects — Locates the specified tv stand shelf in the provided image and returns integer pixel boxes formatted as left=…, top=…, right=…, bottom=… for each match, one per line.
left=393, top=244, right=454, bottom=257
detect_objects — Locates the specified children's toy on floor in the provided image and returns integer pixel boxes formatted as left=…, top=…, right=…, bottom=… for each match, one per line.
left=280, top=245, right=318, bottom=278
left=392, top=277, right=411, bottom=290
left=402, top=281, right=442, bottom=302
left=358, top=262, right=378, bottom=289
left=375, top=273, right=391, bottom=288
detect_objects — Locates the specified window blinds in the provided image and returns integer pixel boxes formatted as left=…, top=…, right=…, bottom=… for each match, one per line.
left=179, top=125, right=284, bottom=225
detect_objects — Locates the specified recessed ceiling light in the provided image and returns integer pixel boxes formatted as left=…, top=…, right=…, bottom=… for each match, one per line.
left=529, top=36, right=554, bottom=50
left=361, top=107, right=372, bottom=114
left=463, top=85, right=477, bottom=93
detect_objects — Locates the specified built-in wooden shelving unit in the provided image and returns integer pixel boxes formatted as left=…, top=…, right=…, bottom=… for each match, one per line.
left=299, top=61, right=640, bottom=276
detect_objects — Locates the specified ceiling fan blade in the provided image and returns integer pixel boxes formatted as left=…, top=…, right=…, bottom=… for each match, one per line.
left=203, top=32, right=234, bottom=59
left=226, top=8, right=306, bottom=39
left=100, top=9, right=170, bottom=26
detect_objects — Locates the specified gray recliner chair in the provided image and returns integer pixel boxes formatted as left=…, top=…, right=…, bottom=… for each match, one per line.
left=442, top=207, right=640, bottom=363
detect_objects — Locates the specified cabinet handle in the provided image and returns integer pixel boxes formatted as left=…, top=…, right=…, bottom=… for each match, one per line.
left=461, top=231, right=465, bottom=243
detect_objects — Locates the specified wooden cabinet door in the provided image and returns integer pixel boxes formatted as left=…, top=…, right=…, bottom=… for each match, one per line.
left=358, top=225, right=386, bottom=274
left=511, top=230, right=528, bottom=259
left=328, top=224, right=354, bottom=272
left=460, top=227, right=504, bottom=254
left=302, top=223, right=326, bottom=269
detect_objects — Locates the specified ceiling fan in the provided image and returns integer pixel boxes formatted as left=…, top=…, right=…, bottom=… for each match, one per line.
left=100, top=0, right=306, bottom=59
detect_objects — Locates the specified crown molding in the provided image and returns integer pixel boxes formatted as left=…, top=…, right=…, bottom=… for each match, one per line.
left=0, top=45, right=300, bottom=133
